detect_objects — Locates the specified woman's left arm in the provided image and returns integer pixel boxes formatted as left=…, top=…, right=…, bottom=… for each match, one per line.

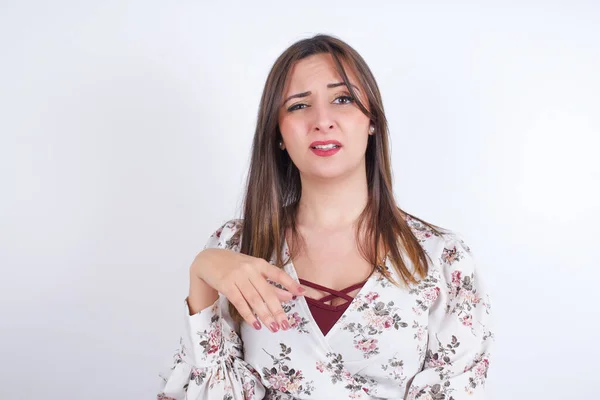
left=405, top=233, right=495, bottom=399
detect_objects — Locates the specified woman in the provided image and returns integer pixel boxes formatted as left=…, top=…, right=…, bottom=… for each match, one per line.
left=157, top=34, right=494, bottom=400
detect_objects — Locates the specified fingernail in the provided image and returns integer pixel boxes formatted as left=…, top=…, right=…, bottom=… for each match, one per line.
left=298, top=287, right=306, bottom=294
left=270, top=322, right=280, bottom=332
left=281, top=320, right=290, bottom=330
left=292, top=295, right=297, bottom=300
left=253, top=321, right=262, bottom=330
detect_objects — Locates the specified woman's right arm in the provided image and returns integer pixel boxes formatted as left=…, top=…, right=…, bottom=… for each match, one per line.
left=188, top=243, right=305, bottom=332
left=157, top=219, right=304, bottom=400
left=157, top=294, right=265, bottom=400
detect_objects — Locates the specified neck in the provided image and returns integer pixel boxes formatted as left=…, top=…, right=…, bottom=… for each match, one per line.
left=296, top=165, right=369, bottom=231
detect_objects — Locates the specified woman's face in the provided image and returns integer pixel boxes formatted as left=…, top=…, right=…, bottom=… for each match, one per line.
left=278, top=53, right=372, bottom=181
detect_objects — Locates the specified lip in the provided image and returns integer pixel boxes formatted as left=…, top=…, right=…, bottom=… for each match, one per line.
left=309, top=140, right=342, bottom=148
left=309, top=140, right=342, bottom=157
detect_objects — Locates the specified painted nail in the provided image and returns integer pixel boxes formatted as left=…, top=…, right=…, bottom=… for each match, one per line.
left=281, top=320, right=290, bottom=330
left=253, top=321, right=262, bottom=330
left=292, top=295, right=297, bottom=300
left=270, top=322, right=280, bottom=332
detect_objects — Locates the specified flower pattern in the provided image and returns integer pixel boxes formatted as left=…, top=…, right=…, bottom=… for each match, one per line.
left=409, top=274, right=441, bottom=316
left=442, top=243, right=493, bottom=337
left=464, top=352, right=490, bottom=394
left=412, top=320, right=427, bottom=342
left=316, top=352, right=376, bottom=398
left=262, top=343, right=315, bottom=396
left=157, top=217, right=494, bottom=400
left=266, top=280, right=311, bottom=334
left=381, top=354, right=407, bottom=387
left=341, top=292, right=409, bottom=358
left=286, top=311, right=310, bottom=334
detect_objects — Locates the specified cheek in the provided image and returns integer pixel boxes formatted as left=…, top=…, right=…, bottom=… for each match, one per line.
left=279, top=118, right=307, bottom=146
left=341, top=116, right=370, bottom=146
left=348, top=134, right=371, bottom=159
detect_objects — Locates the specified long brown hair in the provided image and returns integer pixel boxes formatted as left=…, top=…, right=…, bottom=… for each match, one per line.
left=232, top=34, right=446, bottom=321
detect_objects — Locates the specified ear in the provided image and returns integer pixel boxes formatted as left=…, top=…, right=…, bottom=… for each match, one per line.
left=369, top=124, right=375, bottom=135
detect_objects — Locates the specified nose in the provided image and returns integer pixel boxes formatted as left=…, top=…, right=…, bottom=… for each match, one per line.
left=312, top=102, right=335, bottom=133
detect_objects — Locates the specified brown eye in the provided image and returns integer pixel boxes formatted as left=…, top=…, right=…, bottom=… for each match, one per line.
left=333, top=95, right=355, bottom=105
left=288, top=103, right=309, bottom=112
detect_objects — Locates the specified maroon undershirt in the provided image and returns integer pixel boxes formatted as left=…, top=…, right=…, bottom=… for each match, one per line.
left=298, top=278, right=367, bottom=336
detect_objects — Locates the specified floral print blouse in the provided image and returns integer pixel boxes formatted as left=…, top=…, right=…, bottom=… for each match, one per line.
left=157, top=215, right=494, bottom=399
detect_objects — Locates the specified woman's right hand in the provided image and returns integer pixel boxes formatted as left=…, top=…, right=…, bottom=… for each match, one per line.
left=189, top=248, right=305, bottom=333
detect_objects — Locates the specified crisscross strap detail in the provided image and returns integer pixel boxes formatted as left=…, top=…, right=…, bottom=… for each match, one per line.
left=299, top=278, right=366, bottom=310
left=298, top=278, right=367, bottom=336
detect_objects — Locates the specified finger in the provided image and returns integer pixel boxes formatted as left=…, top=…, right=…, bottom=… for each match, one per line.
left=262, top=263, right=306, bottom=296
left=252, top=277, right=291, bottom=331
left=236, top=279, right=280, bottom=333
left=226, top=286, right=262, bottom=331
left=273, top=287, right=294, bottom=302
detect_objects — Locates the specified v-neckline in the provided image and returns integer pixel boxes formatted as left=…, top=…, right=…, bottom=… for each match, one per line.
left=281, top=237, right=379, bottom=343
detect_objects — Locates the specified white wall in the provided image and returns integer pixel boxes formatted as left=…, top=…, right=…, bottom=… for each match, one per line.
left=1, top=1, right=598, bottom=399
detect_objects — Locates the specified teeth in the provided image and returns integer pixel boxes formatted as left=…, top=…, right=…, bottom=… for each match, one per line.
left=313, top=144, right=339, bottom=150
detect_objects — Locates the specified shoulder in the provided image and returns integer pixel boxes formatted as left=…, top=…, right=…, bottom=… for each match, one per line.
left=406, top=217, right=492, bottom=305
left=403, top=213, right=452, bottom=257
left=203, top=218, right=244, bottom=252
left=439, top=230, right=475, bottom=267
left=403, top=213, right=478, bottom=275
left=427, top=226, right=483, bottom=295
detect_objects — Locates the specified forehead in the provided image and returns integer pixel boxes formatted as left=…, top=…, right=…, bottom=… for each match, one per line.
left=284, top=53, right=360, bottom=92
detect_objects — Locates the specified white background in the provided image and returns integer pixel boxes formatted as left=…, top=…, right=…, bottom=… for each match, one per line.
left=1, top=1, right=599, bottom=399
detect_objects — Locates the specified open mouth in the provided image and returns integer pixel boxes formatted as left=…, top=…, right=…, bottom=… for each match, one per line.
left=310, top=144, right=341, bottom=150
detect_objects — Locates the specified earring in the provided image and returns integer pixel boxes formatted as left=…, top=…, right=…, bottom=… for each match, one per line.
left=369, top=124, right=375, bottom=134
left=279, top=141, right=284, bottom=150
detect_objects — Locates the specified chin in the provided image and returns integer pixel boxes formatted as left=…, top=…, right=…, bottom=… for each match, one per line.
left=302, top=163, right=356, bottom=181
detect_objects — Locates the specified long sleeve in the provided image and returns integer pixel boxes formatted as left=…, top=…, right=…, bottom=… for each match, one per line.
left=157, top=220, right=266, bottom=400
left=405, top=232, right=495, bottom=400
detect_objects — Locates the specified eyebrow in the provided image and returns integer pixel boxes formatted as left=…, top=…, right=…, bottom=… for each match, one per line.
left=282, top=82, right=360, bottom=106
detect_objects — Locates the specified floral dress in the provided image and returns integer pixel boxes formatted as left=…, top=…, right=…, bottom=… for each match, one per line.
left=157, top=215, right=494, bottom=399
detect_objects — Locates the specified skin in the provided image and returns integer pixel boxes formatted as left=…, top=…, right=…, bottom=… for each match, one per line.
left=279, top=53, right=372, bottom=184
left=189, top=52, right=376, bottom=332
left=278, top=53, right=376, bottom=306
